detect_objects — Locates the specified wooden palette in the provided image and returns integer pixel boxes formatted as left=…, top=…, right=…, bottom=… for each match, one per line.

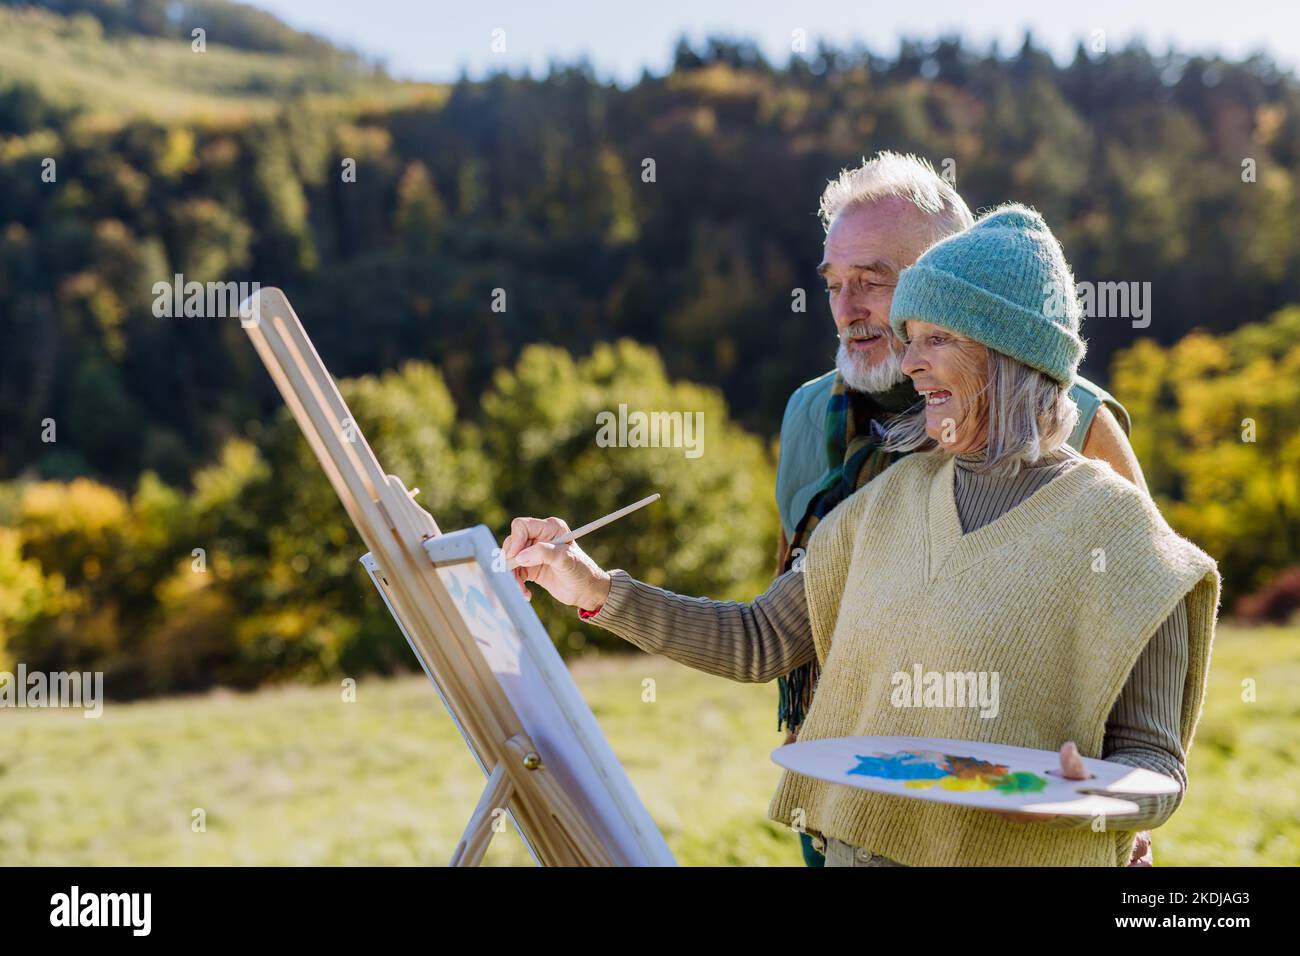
left=772, top=735, right=1180, bottom=817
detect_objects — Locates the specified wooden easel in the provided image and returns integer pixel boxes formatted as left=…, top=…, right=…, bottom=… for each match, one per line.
left=241, top=288, right=665, bottom=866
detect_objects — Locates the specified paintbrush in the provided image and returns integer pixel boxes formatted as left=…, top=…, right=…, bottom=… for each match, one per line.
left=504, top=493, right=661, bottom=570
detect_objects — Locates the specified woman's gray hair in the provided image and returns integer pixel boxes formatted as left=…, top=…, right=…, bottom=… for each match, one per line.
left=883, top=351, right=1080, bottom=476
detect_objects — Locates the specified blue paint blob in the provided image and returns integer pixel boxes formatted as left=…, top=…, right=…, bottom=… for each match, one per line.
left=848, top=751, right=949, bottom=781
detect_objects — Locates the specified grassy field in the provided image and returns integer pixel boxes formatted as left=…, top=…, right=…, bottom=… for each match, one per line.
left=0, top=6, right=440, bottom=125
left=1, top=623, right=1295, bottom=866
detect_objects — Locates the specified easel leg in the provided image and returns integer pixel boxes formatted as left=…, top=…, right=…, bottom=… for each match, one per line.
left=450, top=762, right=514, bottom=867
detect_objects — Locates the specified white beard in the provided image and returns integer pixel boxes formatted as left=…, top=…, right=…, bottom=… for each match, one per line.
left=836, top=337, right=908, bottom=393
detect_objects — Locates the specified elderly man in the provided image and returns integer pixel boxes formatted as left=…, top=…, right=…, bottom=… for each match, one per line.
left=773, top=152, right=1149, bottom=866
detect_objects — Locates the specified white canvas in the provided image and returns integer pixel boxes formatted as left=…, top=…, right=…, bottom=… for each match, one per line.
left=365, top=528, right=675, bottom=866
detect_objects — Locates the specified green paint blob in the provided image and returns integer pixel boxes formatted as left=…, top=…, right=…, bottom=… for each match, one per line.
left=992, top=771, right=1048, bottom=793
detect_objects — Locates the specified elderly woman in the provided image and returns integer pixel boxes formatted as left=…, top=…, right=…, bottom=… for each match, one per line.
left=504, top=205, right=1219, bottom=867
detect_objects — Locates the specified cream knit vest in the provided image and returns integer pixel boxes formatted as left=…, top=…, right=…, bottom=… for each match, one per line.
left=768, top=450, right=1220, bottom=866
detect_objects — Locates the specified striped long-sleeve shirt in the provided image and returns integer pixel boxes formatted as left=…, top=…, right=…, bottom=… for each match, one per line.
left=586, top=446, right=1189, bottom=850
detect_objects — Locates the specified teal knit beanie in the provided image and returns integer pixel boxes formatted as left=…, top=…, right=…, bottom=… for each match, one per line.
left=889, top=203, right=1086, bottom=386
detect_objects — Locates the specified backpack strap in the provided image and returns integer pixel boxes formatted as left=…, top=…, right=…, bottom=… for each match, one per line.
left=775, top=371, right=837, bottom=539
left=1067, top=374, right=1132, bottom=451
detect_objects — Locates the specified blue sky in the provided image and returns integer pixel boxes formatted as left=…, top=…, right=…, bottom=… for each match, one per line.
left=250, top=0, right=1300, bottom=83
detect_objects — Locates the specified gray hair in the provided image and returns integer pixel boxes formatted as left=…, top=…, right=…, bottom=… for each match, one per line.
left=818, top=151, right=974, bottom=243
left=882, top=350, right=1080, bottom=476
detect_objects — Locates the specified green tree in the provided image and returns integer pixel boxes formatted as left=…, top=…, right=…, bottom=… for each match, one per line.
left=1112, top=307, right=1300, bottom=604
left=481, top=340, right=778, bottom=652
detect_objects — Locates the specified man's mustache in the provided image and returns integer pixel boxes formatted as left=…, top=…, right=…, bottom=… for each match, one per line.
left=840, top=321, right=895, bottom=342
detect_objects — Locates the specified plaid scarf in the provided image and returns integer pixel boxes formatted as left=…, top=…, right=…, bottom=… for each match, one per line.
left=776, top=374, right=919, bottom=734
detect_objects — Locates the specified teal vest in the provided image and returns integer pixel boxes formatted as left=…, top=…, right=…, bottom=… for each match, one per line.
left=774, top=372, right=1131, bottom=539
